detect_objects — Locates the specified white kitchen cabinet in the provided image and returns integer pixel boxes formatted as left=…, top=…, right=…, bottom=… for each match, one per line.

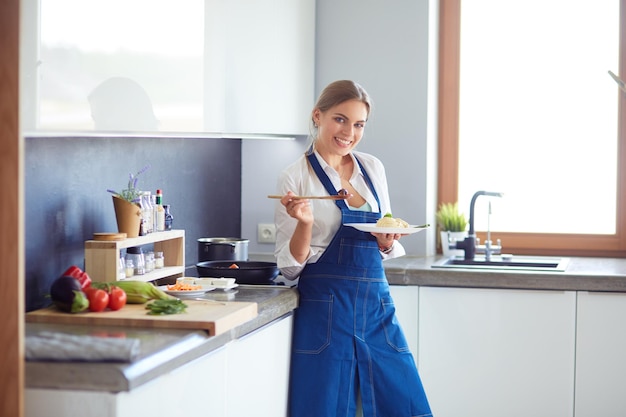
left=25, top=346, right=229, bottom=417
left=389, top=285, right=419, bottom=364
left=25, top=314, right=293, bottom=417
left=23, top=1, right=314, bottom=136
left=225, top=315, right=293, bottom=417
left=418, top=287, right=576, bottom=417
left=203, top=0, right=315, bottom=136
left=575, top=291, right=626, bottom=417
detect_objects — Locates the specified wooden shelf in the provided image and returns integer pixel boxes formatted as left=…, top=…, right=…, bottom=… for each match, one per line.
left=85, top=230, right=185, bottom=282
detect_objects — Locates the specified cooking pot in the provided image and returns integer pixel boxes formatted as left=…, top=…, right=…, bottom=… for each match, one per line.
left=197, top=237, right=249, bottom=263
left=196, top=261, right=279, bottom=284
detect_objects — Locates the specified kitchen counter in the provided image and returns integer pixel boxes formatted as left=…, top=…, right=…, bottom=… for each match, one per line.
left=383, top=255, right=626, bottom=292
left=25, top=255, right=626, bottom=393
left=25, top=286, right=298, bottom=392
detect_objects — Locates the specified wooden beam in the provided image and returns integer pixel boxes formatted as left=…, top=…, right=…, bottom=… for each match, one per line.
left=0, top=0, right=24, bottom=416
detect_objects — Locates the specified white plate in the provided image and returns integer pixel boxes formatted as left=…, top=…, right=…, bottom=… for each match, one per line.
left=344, top=223, right=429, bottom=234
left=158, top=285, right=215, bottom=297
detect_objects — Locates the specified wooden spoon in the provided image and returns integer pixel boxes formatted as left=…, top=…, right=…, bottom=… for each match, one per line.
left=267, top=189, right=350, bottom=200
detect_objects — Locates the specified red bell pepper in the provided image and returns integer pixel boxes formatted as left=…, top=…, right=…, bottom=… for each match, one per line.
left=62, top=265, right=92, bottom=290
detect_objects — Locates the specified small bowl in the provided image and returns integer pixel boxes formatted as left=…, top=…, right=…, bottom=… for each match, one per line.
left=206, top=277, right=236, bottom=288
left=176, top=277, right=198, bottom=286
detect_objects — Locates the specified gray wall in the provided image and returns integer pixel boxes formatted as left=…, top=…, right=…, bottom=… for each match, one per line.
left=25, top=136, right=241, bottom=311
left=242, top=0, right=439, bottom=256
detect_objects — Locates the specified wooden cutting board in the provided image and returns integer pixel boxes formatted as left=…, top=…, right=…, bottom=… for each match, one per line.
left=26, top=300, right=257, bottom=336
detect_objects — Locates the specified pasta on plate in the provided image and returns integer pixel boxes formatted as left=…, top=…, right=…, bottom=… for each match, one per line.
left=375, top=216, right=409, bottom=228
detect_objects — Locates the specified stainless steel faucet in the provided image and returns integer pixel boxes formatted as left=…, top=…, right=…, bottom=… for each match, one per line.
left=475, top=201, right=502, bottom=261
left=454, top=190, right=504, bottom=260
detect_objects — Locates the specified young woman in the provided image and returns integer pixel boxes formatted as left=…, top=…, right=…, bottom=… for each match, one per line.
left=274, top=80, right=432, bottom=417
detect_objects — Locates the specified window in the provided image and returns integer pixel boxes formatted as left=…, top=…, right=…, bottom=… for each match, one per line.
left=438, top=0, right=626, bottom=256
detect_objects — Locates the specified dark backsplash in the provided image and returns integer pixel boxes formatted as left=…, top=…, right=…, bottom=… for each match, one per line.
left=25, top=136, right=242, bottom=311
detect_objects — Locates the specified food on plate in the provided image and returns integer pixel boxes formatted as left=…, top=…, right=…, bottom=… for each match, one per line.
left=167, top=282, right=202, bottom=291
left=376, top=214, right=409, bottom=228
left=50, top=276, right=90, bottom=313
left=229, top=263, right=240, bottom=269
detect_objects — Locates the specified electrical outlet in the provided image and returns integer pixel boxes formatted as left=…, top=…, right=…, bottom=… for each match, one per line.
left=257, top=223, right=277, bottom=243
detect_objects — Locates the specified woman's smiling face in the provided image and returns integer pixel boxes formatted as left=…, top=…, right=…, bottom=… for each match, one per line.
left=313, top=99, right=368, bottom=158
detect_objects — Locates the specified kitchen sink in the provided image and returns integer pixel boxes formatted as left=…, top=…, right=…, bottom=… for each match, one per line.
left=432, top=255, right=569, bottom=272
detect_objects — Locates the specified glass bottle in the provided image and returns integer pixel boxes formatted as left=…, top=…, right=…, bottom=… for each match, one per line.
left=139, top=191, right=153, bottom=235
left=164, top=204, right=173, bottom=230
left=155, top=189, right=165, bottom=232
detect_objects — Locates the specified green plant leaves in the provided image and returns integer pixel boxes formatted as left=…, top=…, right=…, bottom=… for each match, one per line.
left=436, top=202, right=468, bottom=232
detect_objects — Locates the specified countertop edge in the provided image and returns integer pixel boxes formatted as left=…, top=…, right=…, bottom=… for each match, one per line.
left=25, top=288, right=298, bottom=392
left=383, top=255, right=626, bottom=293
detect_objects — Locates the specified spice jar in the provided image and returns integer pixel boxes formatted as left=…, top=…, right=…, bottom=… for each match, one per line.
left=125, top=259, right=135, bottom=278
left=155, top=251, right=165, bottom=269
left=126, top=246, right=145, bottom=275
left=118, top=256, right=127, bottom=280
left=145, top=251, right=155, bottom=273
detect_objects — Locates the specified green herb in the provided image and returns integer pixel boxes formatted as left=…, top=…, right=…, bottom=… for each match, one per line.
left=384, top=212, right=393, bottom=218
left=145, top=299, right=188, bottom=315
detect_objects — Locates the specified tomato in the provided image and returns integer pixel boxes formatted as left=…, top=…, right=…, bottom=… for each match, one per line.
left=85, top=287, right=109, bottom=312
left=108, top=286, right=127, bottom=311
left=229, top=263, right=239, bottom=269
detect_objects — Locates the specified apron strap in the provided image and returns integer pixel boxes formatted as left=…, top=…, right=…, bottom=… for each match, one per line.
left=306, top=152, right=382, bottom=214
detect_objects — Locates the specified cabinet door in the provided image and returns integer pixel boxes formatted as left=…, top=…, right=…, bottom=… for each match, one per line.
left=226, top=315, right=293, bottom=417
left=575, top=291, right=626, bottom=417
left=27, top=1, right=313, bottom=136
left=389, top=285, right=419, bottom=364
left=418, top=287, right=576, bottom=417
left=205, top=0, right=315, bottom=135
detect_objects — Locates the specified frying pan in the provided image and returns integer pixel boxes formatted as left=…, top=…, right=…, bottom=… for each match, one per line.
left=196, top=261, right=279, bottom=284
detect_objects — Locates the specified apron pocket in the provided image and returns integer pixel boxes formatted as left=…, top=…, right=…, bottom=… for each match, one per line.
left=293, top=294, right=333, bottom=354
left=338, top=237, right=378, bottom=267
left=380, top=295, right=411, bottom=353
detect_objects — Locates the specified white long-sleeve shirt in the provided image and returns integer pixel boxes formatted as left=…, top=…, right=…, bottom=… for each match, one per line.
left=274, top=150, right=406, bottom=280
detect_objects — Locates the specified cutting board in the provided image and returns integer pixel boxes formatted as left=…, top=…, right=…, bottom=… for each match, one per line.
left=26, top=300, right=257, bottom=336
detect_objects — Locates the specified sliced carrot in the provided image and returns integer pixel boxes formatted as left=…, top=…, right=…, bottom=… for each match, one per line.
left=167, top=282, right=202, bottom=291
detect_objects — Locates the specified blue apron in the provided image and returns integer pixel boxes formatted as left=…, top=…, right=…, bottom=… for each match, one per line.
left=288, top=154, right=432, bottom=417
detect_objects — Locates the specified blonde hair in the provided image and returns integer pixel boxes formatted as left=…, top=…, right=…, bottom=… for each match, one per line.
left=306, top=80, right=372, bottom=155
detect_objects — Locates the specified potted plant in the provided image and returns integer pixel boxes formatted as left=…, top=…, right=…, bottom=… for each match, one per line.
left=436, top=202, right=468, bottom=257
left=107, top=166, right=149, bottom=238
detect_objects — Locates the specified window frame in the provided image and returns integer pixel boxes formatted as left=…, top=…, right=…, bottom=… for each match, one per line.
left=437, top=0, right=626, bottom=257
